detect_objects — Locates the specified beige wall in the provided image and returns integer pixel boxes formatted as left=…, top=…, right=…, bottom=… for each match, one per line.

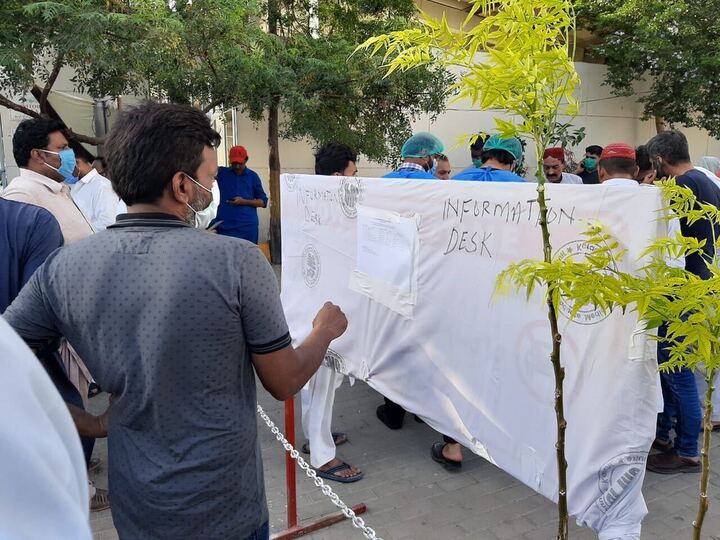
left=220, top=59, right=720, bottom=243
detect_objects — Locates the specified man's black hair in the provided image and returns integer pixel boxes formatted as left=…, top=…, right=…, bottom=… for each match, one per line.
left=585, top=145, right=604, bottom=156
left=599, top=157, right=638, bottom=177
left=12, top=118, right=67, bottom=167
left=75, top=146, right=95, bottom=164
left=480, top=148, right=515, bottom=166
left=93, top=156, right=108, bottom=169
left=646, top=130, right=691, bottom=165
left=635, top=145, right=652, bottom=172
left=470, top=133, right=489, bottom=152
left=105, top=102, right=221, bottom=205
left=314, top=142, right=357, bottom=175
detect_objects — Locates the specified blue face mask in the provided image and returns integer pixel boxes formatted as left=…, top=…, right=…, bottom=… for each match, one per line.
left=39, top=148, right=77, bottom=181
left=64, top=175, right=80, bottom=185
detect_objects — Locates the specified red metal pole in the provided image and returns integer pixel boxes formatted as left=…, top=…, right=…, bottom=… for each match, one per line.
left=284, top=397, right=298, bottom=528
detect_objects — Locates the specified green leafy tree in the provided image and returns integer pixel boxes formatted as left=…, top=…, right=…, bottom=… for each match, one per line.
left=254, top=0, right=450, bottom=262
left=0, top=0, right=141, bottom=143
left=126, top=0, right=450, bottom=262
left=357, top=1, right=580, bottom=537
left=1, top=1, right=449, bottom=261
left=498, top=181, right=720, bottom=539
left=575, top=0, right=720, bottom=136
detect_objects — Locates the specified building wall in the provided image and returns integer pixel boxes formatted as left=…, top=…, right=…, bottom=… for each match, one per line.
left=221, top=59, right=720, bottom=242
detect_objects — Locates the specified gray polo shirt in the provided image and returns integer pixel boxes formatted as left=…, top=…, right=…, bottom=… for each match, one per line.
left=4, top=213, right=291, bottom=539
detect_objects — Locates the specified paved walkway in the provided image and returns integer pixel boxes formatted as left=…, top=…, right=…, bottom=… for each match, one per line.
left=90, top=379, right=720, bottom=540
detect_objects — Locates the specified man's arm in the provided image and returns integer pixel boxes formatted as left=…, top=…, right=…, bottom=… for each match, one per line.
left=252, top=302, right=347, bottom=400
left=67, top=404, right=110, bottom=438
left=227, top=197, right=266, bottom=207
left=22, top=210, right=63, bottom=285
left=4, top=256, right=63, bottom=345
left=253, top=172, right=269, bottom=208
left=239, top=246, right=347, bottom=400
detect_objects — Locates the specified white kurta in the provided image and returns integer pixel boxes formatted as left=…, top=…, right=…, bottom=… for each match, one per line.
left=301, top=365, right=344, bottom=468
left=0, top=318, right=91, bottom=540
left=71, top=169, right=120, bottom=230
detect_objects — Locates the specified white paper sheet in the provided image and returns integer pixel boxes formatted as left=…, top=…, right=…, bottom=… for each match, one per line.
left=356, top=206, right=417, bottom=294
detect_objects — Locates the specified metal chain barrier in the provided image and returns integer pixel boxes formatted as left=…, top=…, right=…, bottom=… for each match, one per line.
left=257, top=404, right=383, bottom=540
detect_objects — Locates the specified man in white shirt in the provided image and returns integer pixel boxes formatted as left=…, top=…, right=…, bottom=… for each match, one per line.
left=0, top=317, right=92, bottom=540
left=598, top=143, right=641, bottom=187
left=542, top=147, right=583, bottom=184
left=72, top=155, right=121, bottom=230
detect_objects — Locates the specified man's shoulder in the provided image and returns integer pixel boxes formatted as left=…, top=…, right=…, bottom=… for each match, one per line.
left=0, top=197, right=53, bottom=224
left=2, top=177, right=38, bottom=201
left=562, top=173, right=583, bottom=184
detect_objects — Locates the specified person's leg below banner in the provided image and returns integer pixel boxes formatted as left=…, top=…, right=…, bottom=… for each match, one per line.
left=301, top=365, right=361, bottom=482
left=648, top=323, right=701, bottom=473
left=377, top=397, right=406, bottom=429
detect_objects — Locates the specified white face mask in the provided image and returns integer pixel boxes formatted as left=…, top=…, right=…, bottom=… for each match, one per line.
left=183, top=173, right=214, bottom=227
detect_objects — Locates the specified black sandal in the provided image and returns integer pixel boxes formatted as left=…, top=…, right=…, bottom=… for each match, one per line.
left=431, top=442, right=462, bottom=472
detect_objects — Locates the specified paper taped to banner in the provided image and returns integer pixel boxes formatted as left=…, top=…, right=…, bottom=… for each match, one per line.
left=280, top=174, right=667, bottom=539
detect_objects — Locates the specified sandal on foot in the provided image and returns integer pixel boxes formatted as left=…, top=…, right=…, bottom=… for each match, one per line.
left=301, top=432, right=348, bottom=454
left=315, top=462, right=363, bottom=483
left=90, top=488, right=110, bottom=512
left=431, top=442, right=462, bottom=472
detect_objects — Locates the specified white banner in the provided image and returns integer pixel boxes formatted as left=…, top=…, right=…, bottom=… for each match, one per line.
left=280, top=174, right=666, bottom=539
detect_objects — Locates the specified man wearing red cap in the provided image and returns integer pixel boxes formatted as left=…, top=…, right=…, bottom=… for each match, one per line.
left=597, top=143, right=640, bottom=187
left=210, top=145, right=268, bottom=243
left=542, top=147, right=582, bottom=184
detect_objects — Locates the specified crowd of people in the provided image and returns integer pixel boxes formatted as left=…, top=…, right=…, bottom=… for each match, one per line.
left=1, top=102, right=720, bottom=538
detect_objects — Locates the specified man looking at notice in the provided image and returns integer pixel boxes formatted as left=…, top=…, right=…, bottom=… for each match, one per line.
left=4, top=102, right=349, bottom=539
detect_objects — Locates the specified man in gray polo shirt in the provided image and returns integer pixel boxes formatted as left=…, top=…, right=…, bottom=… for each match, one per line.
left=4, top=102, right=347, bottom=540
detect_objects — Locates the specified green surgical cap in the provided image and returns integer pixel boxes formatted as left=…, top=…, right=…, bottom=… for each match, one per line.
left=483, top=135, right=523, bottom=161
left=401, top=132, right=445, bottom=158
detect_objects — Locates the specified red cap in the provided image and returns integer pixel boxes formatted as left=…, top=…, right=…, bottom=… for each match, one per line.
left=600, top=143, right=635, bottom=161
left=229, top=145, right=248, bottom=163
left=543, top=147, right=565, bottom=162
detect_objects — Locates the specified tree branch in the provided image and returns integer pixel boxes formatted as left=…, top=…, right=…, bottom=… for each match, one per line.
left=66, top=128, right=103, bottom=146
left=0, top=94, right=41, bottom=119
left=40, top=52, right=65, bottom=113
left=202, top=98, right=225, bottom=113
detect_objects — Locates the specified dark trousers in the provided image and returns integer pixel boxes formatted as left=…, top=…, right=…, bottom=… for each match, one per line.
left=38, top=349, right=95, bottom=466
left=656, top=322, right=701, bottom=458
left=383, top=397, right=406, bottom=424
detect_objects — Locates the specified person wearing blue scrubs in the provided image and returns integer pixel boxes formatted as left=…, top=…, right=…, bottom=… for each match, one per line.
left=452, top=134, right=526, bottom=182
left=383, top=132, right=444, bottom=180
left=211, top=145, right=268, bottom=244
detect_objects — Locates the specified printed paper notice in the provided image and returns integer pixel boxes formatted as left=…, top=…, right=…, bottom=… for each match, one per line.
left=356, top=206, right=417, bottom=294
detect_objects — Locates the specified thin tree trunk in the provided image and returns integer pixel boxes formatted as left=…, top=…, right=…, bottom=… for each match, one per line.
left=535, top=143, right=569, bottom=540
left=267, top=96, right=282, bottom=264
left=267, top=0, right=282, bottom=264
left=29, top=85, right=103, bottom=145
left=692, top=368, right=715, bottom=540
